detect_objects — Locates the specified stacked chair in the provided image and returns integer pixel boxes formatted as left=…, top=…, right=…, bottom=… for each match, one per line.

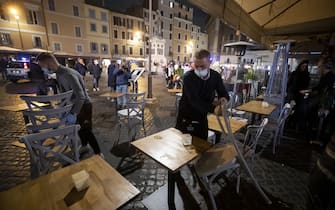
left=19, top=91, right=81, bottom=178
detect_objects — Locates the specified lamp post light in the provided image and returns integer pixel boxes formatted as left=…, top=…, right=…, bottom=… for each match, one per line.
left=147, top=0, right=153, bottom=99
left=11, top=8, right=24, bottom=49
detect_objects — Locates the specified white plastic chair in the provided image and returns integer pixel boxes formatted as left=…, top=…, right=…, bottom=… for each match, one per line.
left=20, top=124, right=81, bottom=179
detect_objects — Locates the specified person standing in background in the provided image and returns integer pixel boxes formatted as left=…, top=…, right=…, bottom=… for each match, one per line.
left=114, top=65, right=130, bottom=109
left=87, top=59, right=102, bottom=91
left=107, top=61, right=118, bottom=92
left=74, top=58, right=87, bottom=80
left=29, top=57, right=48, bottom=95
left=0, top=56, right=7, bottom=81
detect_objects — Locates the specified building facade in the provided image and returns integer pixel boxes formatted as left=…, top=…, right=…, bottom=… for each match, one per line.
left=84, top=4, right=110, bottom=59
left=110, top=11, right=145, bottom=61
left=0, top=0, right=47, bottom=50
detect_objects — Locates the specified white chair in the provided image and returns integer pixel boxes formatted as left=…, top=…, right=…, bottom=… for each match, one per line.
left=20, top=124, right=81, bottom=179
left=194, top=115, right=269, bottom=210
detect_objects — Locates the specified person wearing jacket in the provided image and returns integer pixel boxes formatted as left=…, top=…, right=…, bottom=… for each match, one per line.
left=107, top=61, right=118, bottom=92
left=36, top=53, right=103, bottom=157
left=88, top=59, right=102, bottom=91
left=113, top=65, right=130, bottom=109
left=176, top=49, right=229, bottom=140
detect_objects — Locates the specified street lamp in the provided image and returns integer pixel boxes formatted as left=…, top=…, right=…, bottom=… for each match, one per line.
left=11, top=8, right=23, bottom=49
left=147, top=0, right=153, bottom=99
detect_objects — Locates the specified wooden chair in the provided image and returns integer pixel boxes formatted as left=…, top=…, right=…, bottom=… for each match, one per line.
left=20, top=125, right=81, bottom=179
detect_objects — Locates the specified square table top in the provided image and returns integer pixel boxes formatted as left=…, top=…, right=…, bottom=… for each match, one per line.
left=207, top=114, right=248, bottom=134
left=0, top=155, right=140, bottom=210
left=236, top=100, right=277, bottom=115
left=131, top=128, right=212, bottom=172
left=167, top=88, right=182, bottom=93
left=99, top=92, right=125, bottom=98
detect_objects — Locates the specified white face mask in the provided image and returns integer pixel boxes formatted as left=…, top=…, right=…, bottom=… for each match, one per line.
left=194, top=69, right=209, bottom=79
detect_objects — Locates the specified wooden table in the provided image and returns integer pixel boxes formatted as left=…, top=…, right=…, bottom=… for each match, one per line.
left=0, top=155, right=140, bottom=210
left=167, top=88, right=182, bottom=93
left=131, top=128, right=212, bottom=209
left=207, top=114, right=247, bottom=134
left=236, top=100, right=277, bottom=123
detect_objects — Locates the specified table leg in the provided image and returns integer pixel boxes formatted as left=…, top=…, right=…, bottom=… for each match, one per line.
left=168, top=171, right=176, bottom=210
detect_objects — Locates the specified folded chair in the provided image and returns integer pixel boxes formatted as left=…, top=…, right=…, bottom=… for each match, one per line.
left=194, top=103, right=271, bottom=210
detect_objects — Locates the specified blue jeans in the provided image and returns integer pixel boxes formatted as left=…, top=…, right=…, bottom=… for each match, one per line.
left=116, top=84, right=128, bottom=106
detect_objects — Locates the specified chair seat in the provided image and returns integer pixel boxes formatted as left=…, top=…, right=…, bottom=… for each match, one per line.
left=195, top=144, right=238, bottom=177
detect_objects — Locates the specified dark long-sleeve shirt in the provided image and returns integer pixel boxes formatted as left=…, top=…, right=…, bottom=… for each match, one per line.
left=178, top=69, right=229, bottom=121
left=56, top=65, right=90, bottom=114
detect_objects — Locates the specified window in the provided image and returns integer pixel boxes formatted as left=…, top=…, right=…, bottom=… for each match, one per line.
left=192, top=27, right=193, bottom=32
left=74, top=26, right=81, bottom=37
left=114, top=30, right=118, bottom=39
left=48, top=0, right=55, bottom=11
left=27, top=10, right=41, bottom=25
left=102, top=25, right=108, bottom=33
left=177, top=45, right=180, bottom=53
left=157, top=48, right=163, bottom=55
left=169, top=1, right=174, bottom=8
left=185, top=24, right=188, bottom=30
left=178, top=33, right=180, bottom=40
left=90, top=23, right=96, bottom=32
left=51, top=22, right=58, bottom=34
left=146, top=48, right=149, bottom=55
left=76, top=44, right=83, bottom=53
left=90, top=42, right=98, bottom=53
left=114, top=44, right=118, bottom=54
left=122, top=45, right=126, bottom=54
left=129, top=47, right=133, bottom=55
left=178, top=22, right=181, bottom=28
left=161, top=22, right=164, bottom=29
left=185, top=34, right=187, bottom=40
left=169, top=33, right=172, bottom=40
left=178, top=12, right=181, bottom=18
left=88, top=9, right=95, bottom=19
left=101, top=44, right=108, bottom=54
left=0, top=5, right=9, bottom=21
left=184, top=46, right=187, bottom=53
left=184, top=56, right=186, bottom=62
left=128, top=32, right=133, bottom=40
left=140, top=48, right=143, bottom=55
left=33, top=36, right=42, bottom=48
left=161, top=11, right=164, bottom=16
left=122, top=31, right=125, bottom=39
left=185, top=15, right=188, bottom=20
left=0, top=33, right=12, bottom=45
left=101, top=12, right=107, bottom=21
left=170, top=24, right=172, bottom=31
left=54, top=42, right=61, bottom=51
left=170, top=14, right=173, bottom=19
left=73, top=5, right=79, bottom=16
left=177, top=56, right=180, bottom=61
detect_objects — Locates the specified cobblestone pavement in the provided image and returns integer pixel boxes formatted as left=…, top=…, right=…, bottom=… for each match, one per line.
left=0, top=73, right=322, bottom=210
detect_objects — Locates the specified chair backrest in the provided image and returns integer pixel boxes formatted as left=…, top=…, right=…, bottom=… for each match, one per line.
left=276, top=103, right=293, bottom=125
left=242, top=118, right=269, bottom=157
left=23, top=104, right=73, bottom=133
left=20, top=90, right=73, bottom=110
left=126, top=93, right=145, bottom=118
left=20, top=124, right=81, bottom=179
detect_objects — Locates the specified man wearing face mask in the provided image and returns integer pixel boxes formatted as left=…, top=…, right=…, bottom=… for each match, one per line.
left=176, top=49, right=229, bottom=140
left=35, top=53, right=103, bottom=158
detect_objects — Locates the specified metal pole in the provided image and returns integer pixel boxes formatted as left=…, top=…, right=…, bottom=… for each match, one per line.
left=16, top=18, right=23, bottom=49
left=147, top=0, right=153, bottom=98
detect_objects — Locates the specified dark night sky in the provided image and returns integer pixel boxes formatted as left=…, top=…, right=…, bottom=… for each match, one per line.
left=86, top=0, right=209, bottom=29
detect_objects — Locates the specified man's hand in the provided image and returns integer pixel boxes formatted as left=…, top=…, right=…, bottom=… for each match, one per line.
left=214, top=105, right=222, bottom=116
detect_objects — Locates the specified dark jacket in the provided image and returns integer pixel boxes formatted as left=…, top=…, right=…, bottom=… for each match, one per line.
left=74, top=62, right=87, bottom=76
left=29, top=62, right=46, bottom=81
left=107, top=64, right=117, bottom=87
left=91, top=64, right=102, bottom=78
left=287, top=69, right=310, bottom=102
left=114, top=67, right=130, bottom=86
left=177, top=69, right=230, bottom=121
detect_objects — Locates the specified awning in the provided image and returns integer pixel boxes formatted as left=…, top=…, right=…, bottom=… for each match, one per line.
left=23, top=48, right=52, bottom=53
left=0, top=46, right=22, bottom=52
